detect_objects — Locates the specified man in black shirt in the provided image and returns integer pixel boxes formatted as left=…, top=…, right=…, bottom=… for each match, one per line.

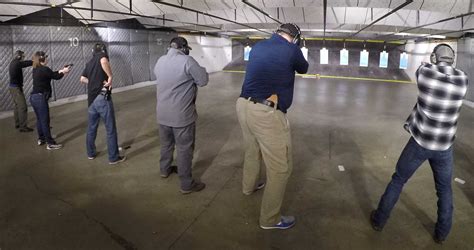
left=8, top=50, right=33, bottom=132
left=80, top=43, right=125, bottom=165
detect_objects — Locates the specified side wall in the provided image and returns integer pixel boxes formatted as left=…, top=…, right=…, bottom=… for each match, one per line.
left=455, top=38, right=474, bottom=102
left=0, top=25, right=175, bottom=112
left=182, top=35, right=232, bottom=74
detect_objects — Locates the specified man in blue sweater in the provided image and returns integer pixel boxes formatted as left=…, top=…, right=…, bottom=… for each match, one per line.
left=236, top=23, right=309, bottom=230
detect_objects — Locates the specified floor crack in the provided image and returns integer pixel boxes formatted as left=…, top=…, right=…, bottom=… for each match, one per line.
left=167, top=167, right=240, bottom=249
left=25, top=173, right=138, bottom=250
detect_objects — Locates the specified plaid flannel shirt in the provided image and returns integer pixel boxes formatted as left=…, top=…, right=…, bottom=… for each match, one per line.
left=405, top=62, right=469, bottom=151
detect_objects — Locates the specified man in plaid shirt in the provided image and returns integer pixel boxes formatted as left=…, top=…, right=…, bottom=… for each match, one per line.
left=370, top=44, right=469, bottom=244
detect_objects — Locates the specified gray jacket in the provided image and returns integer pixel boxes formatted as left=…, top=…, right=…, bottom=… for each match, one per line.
left=154, top=48, right=209, bottom=127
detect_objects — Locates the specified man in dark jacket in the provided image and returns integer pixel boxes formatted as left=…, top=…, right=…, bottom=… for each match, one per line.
left=236, top=23, right=309, bottom=230
left=8, top=50, right=33, bottom=132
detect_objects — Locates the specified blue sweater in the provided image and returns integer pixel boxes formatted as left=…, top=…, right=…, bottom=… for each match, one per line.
left=240, top=34, right=309, bottom=113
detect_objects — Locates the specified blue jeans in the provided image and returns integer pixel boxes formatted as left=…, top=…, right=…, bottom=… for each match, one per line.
left=86, top=95, right=119, bottom=162
left=373, top=137, right=454, bottom=239
left=30, top=93, right=55, bottom=144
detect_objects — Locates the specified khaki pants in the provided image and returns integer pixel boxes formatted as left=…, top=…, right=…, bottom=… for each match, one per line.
left=236, top=97, right=293, bottom=226
left=9, top=87, right=28, bottom=129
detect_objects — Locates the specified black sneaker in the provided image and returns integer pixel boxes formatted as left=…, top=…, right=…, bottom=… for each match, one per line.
left=109, top=156, right=126, bottom=165
left=19, top=127, right=34, bottom=132
left=46, top=143, right=63, bottom=150
left=37, top=139, right=46, bottom=146
left=370, top=210, right=383, bottom=232
left=180, top=182, right=206, bottom=194
left=160, top=166, right=178, bottom=178
left=433, top=234, right=445, bottom=244
left=243, top=182, right=266, bottom=195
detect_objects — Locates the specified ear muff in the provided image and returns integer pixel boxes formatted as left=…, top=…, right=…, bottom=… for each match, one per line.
left=431, top=43, right=455, bottom=64
left=170, top=42, right=190, bottom=55
left=14, top=50, right=25, bottom=60
left=277, top=24, right=302, bottom=45
left=430, top=52, right=437, bottom=64
left=93, top=43, right=107, bottom=55
left=34, top=51, right=47, bottom=63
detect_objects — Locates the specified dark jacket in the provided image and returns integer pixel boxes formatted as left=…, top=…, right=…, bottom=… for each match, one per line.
left=9, top=59, right=33, bottom=87
left=32, top=66, right=64, bottom=99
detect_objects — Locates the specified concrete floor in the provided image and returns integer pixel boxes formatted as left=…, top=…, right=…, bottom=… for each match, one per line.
left=1, top=72, right=473, bottom=250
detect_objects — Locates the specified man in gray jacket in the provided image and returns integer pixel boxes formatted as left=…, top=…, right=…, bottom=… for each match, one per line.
left=154, top=37, right=209, bottom=194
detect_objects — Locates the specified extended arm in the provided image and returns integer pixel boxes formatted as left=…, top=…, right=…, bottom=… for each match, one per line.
left=187, top=57, right=208, bottom=87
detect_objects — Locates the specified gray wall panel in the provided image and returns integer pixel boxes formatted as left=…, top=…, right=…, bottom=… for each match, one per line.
left=12, top=25, right=51, bottom=103
left=50, top=26, right=85, bottom=99
left=456, top=38, right=473, bottom=102
left=131, top=30, right=150, bottom=83
left=0, top=26, right=175, bottom=112
left=82, top=27, right=108, bottom=62
left=108, top=28, right=132, bottom=88
left=149, top=31, right=174, bottom=81
left=0, top=26, right=14, bottom=111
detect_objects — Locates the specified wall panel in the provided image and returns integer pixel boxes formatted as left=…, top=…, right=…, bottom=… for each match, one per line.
left=130, top=29, right=150, bottom=83
left=149, top=31, right=174, bottom=81
left=0, top=26, right=175, bottom=112
left=0, top=27, right=14, bottom=111
left=108, top=28, right=132, bottom=88
left=50, top=26, right=85, bottom=99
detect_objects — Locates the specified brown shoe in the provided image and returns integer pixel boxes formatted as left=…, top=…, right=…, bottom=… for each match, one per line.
left=180, top=182, right=206, bottom=194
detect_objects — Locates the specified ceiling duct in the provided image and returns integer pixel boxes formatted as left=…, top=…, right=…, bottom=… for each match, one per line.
left=349, top=0, right=413, bottom=38
left=151, top=0, right=271, bottom=35
left=242, top=0, right=281, bottom=24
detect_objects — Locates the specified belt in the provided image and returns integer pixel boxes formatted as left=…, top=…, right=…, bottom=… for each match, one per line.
left=241, top=96, right=277, bottom=109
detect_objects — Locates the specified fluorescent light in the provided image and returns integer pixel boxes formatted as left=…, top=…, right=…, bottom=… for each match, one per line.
left=427, top=35, right=446, bottom=39
left=395, top=32, right=410, bottom=36
left=395, top=32, right=429, bottom=37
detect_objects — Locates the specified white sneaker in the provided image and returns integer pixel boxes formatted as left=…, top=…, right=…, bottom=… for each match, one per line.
left=46, top=143, right=63, bottom=150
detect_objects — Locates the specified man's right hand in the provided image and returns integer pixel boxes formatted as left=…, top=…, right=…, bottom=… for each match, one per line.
left=103, top=78, right=112, bottom=88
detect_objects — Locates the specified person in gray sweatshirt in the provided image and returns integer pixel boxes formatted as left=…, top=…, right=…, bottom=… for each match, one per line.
left=154, top=37, right=209, bottom=194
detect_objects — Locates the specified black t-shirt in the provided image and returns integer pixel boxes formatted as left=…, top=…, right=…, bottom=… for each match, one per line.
left=82, top=52, right=109, bottom=106
left=9, top=59, right=33, bottom=87
left=32, top=66, right=64, bottom=98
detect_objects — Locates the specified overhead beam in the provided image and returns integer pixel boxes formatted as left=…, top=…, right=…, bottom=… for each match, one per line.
left=377, top=11, right=474, bottom=40
left=151, top=0, right=271, bottom=35
left=242, top=0, right=281, bottom=24
left=0, top=1, right=221, bottom=32
left=323, top=0, right=327, bottom=40
left=386, top=28, right=474, bottom=42
left=349, top=0, right=413, bottom=38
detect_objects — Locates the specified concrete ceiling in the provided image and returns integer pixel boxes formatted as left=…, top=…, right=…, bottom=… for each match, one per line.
left=1, top=0, right=473, bottom=39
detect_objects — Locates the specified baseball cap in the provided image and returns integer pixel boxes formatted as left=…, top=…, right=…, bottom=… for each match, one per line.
left=170, top=37, right=192, bottom=50
left=434, top=45, right=455, bottom=63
